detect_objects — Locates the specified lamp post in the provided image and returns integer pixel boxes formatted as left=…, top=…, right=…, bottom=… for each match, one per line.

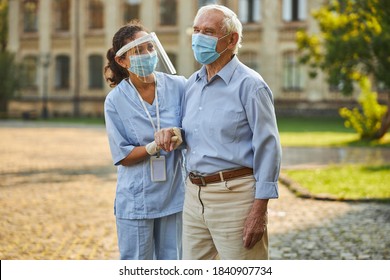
left=40, top=53, right=50, bottom=119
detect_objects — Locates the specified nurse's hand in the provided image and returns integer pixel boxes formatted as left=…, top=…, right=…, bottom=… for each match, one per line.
left=145, top=141, right=160, bottom=155
left=155, top=127, right=182, bottom=152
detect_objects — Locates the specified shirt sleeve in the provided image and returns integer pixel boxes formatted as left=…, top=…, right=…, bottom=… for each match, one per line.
left=104, top=96, right=135, bottom=166
left=245, top=86, right=282, bottom=199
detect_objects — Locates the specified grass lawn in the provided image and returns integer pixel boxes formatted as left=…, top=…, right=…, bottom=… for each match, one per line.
left=277, top=116, right=390, bottom=200
left=283, top=164, right=390, bottom=201
left=277, top=116, right=390, bottom=147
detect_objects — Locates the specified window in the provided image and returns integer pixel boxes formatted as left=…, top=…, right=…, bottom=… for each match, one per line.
left=89, top=0, right=104, bottom=30
left=198, top=0, right=217, bottom=8
left=160, top=0, right=177, bottom=26
left=54, top=0, right=70, bottom=31
left=23, top=0, right=38, bottom=33
left=238, top=51, right=259, bottom=72
left=282, top=0, right=306, bottom=22
left=55, top=55, right=70, bottom=89
left=88, top=55, right=103, bottom=89
left=124, top=0, right=140, bottom=22
left=283, top=52, right=305, bottom=91
left=22, top=56, right=38, bottom=88
left=239, top=0, right=261, bottom=23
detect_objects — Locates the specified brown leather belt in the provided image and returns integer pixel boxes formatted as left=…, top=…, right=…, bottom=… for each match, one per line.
left=189, top=167, right=253, bottom=186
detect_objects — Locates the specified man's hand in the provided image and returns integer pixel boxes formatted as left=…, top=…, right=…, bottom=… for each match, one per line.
left=155, top=127, right=182, bottom=152
left=242, top=199, right=268, bottom=249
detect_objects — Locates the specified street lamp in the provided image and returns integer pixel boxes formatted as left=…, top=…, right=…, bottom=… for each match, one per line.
left=40, top=53, right=50, bottom=119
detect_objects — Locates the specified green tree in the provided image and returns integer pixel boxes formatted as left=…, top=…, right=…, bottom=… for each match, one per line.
left=296, top=0, right=390, bottom=139
left=0, top=0, right=7, bottom=52
left=0, top=0, right=20, bottom=118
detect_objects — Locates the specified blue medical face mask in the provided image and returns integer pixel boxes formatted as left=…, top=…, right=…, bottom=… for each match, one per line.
left=128, top=51, right=158, bottom=77
left=191, top=33, right=229, bottom=65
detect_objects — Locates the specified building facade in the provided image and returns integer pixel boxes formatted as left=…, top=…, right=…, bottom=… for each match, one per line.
left=7, top=0, right=354, bottom=118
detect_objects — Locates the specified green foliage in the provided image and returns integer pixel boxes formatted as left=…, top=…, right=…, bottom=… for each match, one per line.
left=0, top=51, right=20, bottom=115
left=339, top=78, right=387, bottom=140
left=0, top=0, right=8, bottom=52
left=0, top=1, right=21, bottom=116
left=297, top=0, right=390, bottom=140
left=296, top=0, right=390, bottom=94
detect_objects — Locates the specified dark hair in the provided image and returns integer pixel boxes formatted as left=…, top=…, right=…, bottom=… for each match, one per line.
left=104, top=20, right=146, bottom=87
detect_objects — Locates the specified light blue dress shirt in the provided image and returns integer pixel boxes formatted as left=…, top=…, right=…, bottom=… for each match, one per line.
left=104, top=72, right=186, bottom=219
left=182, top=56, right=281, bottom=199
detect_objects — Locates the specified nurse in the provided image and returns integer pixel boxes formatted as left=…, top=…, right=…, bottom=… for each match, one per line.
left=103, top=21, right=186, bottom=260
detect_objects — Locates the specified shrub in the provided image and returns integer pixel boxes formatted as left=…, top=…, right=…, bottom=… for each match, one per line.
left=339, top=77, right=387, bottom=140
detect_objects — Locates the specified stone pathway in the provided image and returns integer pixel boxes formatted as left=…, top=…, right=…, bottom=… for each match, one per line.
left=0, top=121, right=389, bottom=260
left=268, top=184, right=390, bottom=259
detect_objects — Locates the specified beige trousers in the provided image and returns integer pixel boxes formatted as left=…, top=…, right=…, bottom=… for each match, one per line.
left=182, top=175, right=268, bottom=260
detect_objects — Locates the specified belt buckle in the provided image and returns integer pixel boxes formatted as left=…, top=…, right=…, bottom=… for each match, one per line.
left=189, top=172, right=207, bottom=186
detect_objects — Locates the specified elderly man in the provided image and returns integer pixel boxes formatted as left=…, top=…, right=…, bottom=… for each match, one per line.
left=156, top=4, right=281, bottom=260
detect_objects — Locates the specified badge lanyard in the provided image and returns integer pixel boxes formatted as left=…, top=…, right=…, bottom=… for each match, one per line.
left=133, top=77, right=160, bottom=137
left=130, top=75, right=166, bottom=182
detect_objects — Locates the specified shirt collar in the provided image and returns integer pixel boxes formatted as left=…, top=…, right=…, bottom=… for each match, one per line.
left=196, top=55, right=240, bottom=85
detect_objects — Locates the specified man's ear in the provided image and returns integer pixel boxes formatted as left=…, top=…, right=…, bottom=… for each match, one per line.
left=228, top=32, right=239, bottom=50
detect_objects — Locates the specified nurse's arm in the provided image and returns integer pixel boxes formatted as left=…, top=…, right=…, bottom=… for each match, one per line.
left=119, top=146, right=150, bottom=166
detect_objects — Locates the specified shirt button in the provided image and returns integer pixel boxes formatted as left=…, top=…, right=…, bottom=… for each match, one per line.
left=199, top=107, right=202, bottom=111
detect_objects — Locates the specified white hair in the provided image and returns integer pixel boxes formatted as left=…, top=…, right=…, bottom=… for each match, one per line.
left=194, top=4, right=243, bottom=54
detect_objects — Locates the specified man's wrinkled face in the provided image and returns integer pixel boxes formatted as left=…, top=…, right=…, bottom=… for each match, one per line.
left=193, top=10, right=230, bottom=53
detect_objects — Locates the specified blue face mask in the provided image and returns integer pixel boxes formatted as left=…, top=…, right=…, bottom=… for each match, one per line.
left=191, top=33, right=229, bottom=65
left=129, top=51, right=158, bottom=77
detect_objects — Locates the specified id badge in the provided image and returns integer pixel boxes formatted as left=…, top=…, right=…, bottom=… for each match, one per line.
left=150, top=155, right=166, bottom=182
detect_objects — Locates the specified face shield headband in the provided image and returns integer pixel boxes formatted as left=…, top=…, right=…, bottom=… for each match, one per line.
left=116, top=32, right=176, bottom=75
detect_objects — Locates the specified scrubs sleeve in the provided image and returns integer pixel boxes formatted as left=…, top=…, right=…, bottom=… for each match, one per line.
left=245, top=86, right=282, bottom=199
left=104, top=97, right=136, bottom=166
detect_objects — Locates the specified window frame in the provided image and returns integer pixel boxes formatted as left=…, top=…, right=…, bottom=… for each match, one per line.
left=88, top=54, right=104, bottom=89
left=282, top=51, right=305, bottom=92
left=21, top=55, right=39, bottom=90
left=238, top=0, right=261, bottom=24
left=53, top=0, right=71, bottom=32
left=88, top=0, right=104, bottom=30
left=55, top=55, right=70, bottom=89
left=159, top=0, right=178, bottom=26
left=123, top=0, right=141, bottom=23
left=22, top=0, right=39, bottom=33
left=282, top=0, right=306, bottom=22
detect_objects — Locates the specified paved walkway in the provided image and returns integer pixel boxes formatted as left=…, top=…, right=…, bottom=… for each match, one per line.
left=0, top=121, right=389, bottom=260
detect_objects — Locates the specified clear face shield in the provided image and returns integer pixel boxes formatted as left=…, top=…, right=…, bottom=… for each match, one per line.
left=116, top=32, right=176, bottom=83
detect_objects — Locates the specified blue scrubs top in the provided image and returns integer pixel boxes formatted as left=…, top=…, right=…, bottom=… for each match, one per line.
left=104, top=72, right=186, bottom=219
